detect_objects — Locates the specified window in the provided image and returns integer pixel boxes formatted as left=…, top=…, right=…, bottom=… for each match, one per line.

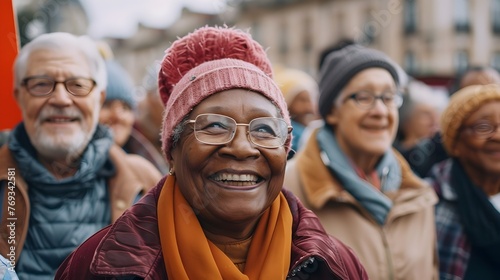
left=302, top=16, right=312, bottom=53
left=454, top=0, right=470, bottom=32
left=404, top=0, right=417, bottom=34
left=404, top=51, right=417, bottom=75
left=493, top=0, right=500, bottom=34
left=279, top=21, right=289, bottom=56
left=454, top=50, right=469, bottom=73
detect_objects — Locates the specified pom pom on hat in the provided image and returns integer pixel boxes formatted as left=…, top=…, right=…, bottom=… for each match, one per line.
left=318, top=44, right=400, bottom=119
left=104, top=60, right=136, bottom=109
left=273, top=65, right=319, bottom=107
left=441, top=84, right=500, bottom=156
left=159, top=26, right=290, bottom=160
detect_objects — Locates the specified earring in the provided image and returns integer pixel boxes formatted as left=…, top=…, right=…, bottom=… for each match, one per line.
left=168, top=168, right=175, bottom=176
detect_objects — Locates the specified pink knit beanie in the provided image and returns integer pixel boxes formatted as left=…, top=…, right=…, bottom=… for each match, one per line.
left=159, top=26, right=290, bottom=160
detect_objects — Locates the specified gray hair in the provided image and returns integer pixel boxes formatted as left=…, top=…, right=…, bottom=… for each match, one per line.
left=399, top=79, right=448, bottom=125
left=14, top=32, right=107, bottom=91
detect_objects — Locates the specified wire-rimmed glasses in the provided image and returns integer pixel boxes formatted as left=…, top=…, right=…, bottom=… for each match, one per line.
left=186, top=113, right=292, bottom=148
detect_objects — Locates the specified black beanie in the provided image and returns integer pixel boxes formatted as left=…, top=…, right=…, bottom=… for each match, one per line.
left=318, top=44, right=400, bottom=119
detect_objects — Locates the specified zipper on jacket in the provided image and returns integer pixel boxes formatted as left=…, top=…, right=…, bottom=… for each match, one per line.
left=287, top=256, right=317, bottom=280
left=286, top=257, right=319, bottom=280
left=380, top=166, right=395, bottom=280
left=381, top=228, right=395, bottom=280
left=287, top=255, right=347, bottom=280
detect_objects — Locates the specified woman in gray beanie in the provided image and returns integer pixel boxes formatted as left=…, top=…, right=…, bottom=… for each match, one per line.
left=285, top=43, right=438, bottom=279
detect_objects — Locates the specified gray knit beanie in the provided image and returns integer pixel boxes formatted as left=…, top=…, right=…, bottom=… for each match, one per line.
left=318, top=44, right=400, bottom=119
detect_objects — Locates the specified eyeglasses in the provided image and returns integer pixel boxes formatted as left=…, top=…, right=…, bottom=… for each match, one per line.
left=343, top=91, right=403, bottom=109
left=21, top=76, right=96, bottom=97
left=463, top=122, right=500, bottom=139
left=186, top=113, right=293, bottom=148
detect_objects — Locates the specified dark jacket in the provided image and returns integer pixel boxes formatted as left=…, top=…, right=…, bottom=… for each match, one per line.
left=396, top=133, right=448, bottom=178
left=56, top=177, right=368, bottom=280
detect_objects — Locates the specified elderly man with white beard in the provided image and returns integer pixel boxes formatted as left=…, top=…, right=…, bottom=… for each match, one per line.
left=0, top=32, right=161, bottom=279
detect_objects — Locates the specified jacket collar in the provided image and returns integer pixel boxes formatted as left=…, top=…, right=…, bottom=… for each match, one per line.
left=294, top=129, right=353, bottom=209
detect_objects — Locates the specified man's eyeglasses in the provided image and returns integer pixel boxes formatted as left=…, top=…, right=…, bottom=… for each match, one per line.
left=21, top=76, right=96, bottom=97
left=186, top=113, right=293, bottom=149
left=463, top=122, right=500, bottom=139
left=342, top=91, right=403, bottom=110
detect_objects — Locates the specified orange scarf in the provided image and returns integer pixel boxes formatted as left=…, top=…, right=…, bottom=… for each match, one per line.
left=157, top=175, right=293, bottom=279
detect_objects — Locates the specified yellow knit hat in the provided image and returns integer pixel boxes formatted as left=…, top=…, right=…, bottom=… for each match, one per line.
left=273, top=65, right=319, bottom=107
left=441, top=84, right=500, bottom=155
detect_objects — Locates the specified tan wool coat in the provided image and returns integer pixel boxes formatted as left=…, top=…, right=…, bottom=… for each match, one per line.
left=284, top=130, right=439, bottom=280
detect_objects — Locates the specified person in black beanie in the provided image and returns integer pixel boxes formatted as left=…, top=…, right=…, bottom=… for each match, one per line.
left=285, top=43, right=439, bottom=279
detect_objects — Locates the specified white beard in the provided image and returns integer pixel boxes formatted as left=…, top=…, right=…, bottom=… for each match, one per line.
left=30, top=103, right=100, bottom=163
left=33, top=124, right=95, bottom=162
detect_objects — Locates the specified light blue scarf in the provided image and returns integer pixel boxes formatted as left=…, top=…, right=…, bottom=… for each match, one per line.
left=316, top=126, right=401, bottom=225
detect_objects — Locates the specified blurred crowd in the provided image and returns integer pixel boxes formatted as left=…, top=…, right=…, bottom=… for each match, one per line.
left=1, top=24, right=500, bottom=280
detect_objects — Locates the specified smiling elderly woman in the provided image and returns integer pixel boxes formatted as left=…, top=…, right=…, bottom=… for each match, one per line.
left=55, top=26, right=368, bottom=279
left=427, top=84, right=500, bottom=279
left=285, top=43, right=439, bottom=279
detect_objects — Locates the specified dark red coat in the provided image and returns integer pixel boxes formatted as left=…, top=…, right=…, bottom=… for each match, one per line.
left=55, top=177, right=368, bottom=280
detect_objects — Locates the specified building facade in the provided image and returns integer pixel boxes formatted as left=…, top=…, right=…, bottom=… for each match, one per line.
left=14, top=0, right=500, bottom=85
left=235, top=0, right=500, bottom=80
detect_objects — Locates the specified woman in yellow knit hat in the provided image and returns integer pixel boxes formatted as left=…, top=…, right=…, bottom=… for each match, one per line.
left=427, top=84, right=500, bottom=279
left=273, top=66, right=319, bottom=158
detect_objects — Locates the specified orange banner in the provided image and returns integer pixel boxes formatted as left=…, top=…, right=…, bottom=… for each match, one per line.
left=0, top=0, right=21, bottom=130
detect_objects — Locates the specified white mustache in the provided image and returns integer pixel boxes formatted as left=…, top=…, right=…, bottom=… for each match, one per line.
left=38, top=107, right=83, bottom=122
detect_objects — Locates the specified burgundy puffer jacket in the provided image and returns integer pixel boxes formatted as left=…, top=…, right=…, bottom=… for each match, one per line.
left=56, top=177, right=368, bottom=280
